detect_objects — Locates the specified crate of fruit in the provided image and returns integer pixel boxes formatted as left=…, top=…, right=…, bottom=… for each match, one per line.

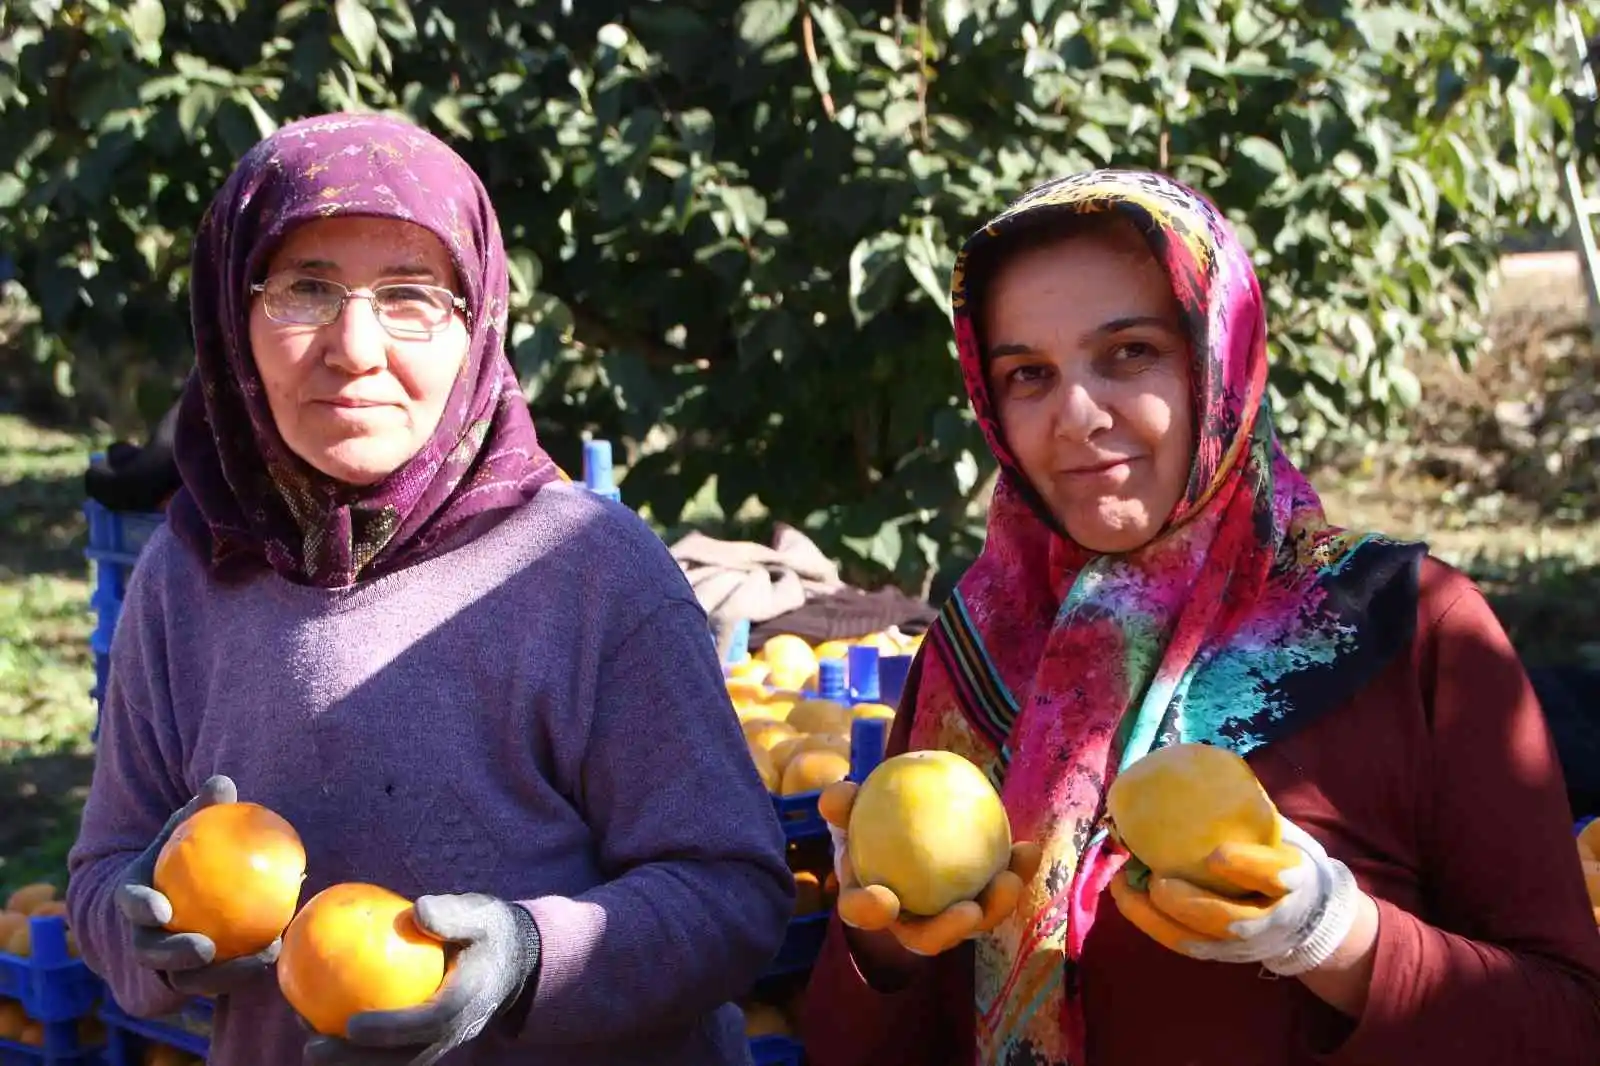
left=99, top=995, right=211, bottom=1065
left=0, top=900, right=101, bottom=1027
left=0, top=998, right=105, bottom=1066
left=726, top=634, right=913, bottom=835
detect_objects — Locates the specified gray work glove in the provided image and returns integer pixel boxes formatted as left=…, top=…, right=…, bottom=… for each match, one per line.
left=113, top=774, right=282, bottom=995
left=302, top=893, right=543, bottom=1066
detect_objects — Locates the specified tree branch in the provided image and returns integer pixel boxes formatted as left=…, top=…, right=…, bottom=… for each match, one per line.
left=802, top=5, right=838, bottom=120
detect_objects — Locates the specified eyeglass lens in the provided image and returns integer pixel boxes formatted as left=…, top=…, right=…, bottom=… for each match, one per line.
left=262, top=276, right=455, bottom=334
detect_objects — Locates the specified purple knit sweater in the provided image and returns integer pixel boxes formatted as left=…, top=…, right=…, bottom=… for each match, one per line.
left=66, top=483, right=793, bottom=1065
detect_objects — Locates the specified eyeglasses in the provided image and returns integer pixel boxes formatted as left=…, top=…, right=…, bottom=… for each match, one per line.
left=251, top=273, right=467, bottom=338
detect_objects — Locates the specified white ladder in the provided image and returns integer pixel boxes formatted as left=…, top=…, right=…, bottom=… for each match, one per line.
left=1557, top=0, right=1600, bottom=336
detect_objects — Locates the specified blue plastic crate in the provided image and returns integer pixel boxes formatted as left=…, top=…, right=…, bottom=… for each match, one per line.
left=82, top=499, right=167, bottom=740
left=749, top=1034, right=804, bottom=1066
left=766, top=911, right=830, bottom=978
left=772, top=791, right=829, bottom=841
left=0, top=1017, right=104, bottom=1066
left=83, top=496, right=164, bottom=591
left=83, top=501, right=165, bottom=618
left=175, top=998, right=211, bottom=1032
left=89, top=653, right=110, bottom=712
left=771, top=715, right=890, bottom=842
left=83, top=498, right=165, bottom=569
left=0, top=918, right=102, bottom=1025
left=99, top=997, right=211, bottom=1064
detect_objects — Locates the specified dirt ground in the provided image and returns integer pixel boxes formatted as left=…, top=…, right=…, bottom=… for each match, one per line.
left=1314, top=251, right=1599, bottom=667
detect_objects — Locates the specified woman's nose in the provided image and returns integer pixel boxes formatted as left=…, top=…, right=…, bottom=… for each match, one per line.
left=1053, top=378, right=1114, bottom=442
left=324, top=295, right=391, bottom=372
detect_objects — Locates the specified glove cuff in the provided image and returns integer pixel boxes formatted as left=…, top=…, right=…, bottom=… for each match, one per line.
left=497, top=903, right=544, bottom=1029
left=511, top=903, right=543, bottom=991
left=1263, top=856, right=1360, bottom=977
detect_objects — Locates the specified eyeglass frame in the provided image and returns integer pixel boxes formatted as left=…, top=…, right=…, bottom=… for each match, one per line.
left=249, top=273, right=470, bottom=338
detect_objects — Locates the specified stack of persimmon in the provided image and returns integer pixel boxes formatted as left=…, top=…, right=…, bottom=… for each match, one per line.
left=119, top=797, right=446, bottom=1039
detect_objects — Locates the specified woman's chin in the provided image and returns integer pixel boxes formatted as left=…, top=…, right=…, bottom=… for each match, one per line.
left=294, top=438, right=412, bottom=488
left=1061, top=505, right=1161, bottom=555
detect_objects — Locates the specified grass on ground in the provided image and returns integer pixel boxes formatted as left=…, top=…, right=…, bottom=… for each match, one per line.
left=1, top=414, right=108, bottom=891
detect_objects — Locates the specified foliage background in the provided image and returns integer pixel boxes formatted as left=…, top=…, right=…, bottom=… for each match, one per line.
left=0, top=0, right=1590, bottom=597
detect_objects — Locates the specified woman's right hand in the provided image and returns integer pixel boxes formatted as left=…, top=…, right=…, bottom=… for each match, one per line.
left=819, top=780, right=1043, bottom=958
left=113, top=775, right=281, bottom=994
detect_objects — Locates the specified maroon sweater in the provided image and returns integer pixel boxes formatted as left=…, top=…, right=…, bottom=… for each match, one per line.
left=802, top=559, right=1600, bottom=1065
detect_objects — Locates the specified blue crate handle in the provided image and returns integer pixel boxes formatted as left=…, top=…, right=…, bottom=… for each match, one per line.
left=724, top=618, right=751, bottom=664
left=0, top=915, right=102, bottom=1024
left=849, top=716, right=889, bottom=784
left=878, top=653, right=913, bottom=706
left=847, top=645, right=881, bottom=702
left=816, top=658, right=847, bottom=702
left=583, top=438, right=621, bottom=502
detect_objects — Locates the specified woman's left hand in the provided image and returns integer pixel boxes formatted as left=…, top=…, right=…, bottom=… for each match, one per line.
left=301, top=893, right=541, bottom=1066
left=1109, top=816, right=1365, bottom=977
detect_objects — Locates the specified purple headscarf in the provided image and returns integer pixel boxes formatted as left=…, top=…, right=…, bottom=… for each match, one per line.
left=168, top=112, right=561, bottom=588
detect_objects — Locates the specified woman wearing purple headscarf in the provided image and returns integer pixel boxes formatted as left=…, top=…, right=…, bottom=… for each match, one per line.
left=66, top=112, right=793, bottom=1066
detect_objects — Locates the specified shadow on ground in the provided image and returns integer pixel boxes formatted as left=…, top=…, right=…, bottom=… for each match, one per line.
left=1466, top=555, right=1600, bottom=669
left=0, top=752, right=94, bottom=890
left=0, top=470, right=93, bottom=580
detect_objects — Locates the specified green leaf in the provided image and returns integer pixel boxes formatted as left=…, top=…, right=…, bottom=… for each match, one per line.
left=507, top=249, right=542, bottom=298
left=903, top=227, right=951, bottom=317
left=1236, top=136, right=1288, bottom=177
left=1388, top=363, right=1421, bottom=408
left=431, top=95, right=471, bottom=138
left=737, top=0, right=797, bottom=50
left=810, top=5, right=857, bottom=70
left=334, top=0, right=380, bottom=69
left=716, top=184, right=767, bottom=239
left=938, top=0, right=973, bottom=37
left=0, top=174, right=24, bottom=209
left=236, top=90, right=278, bottom=140
left=126, top=0, right=166, bottom=57
left=842, top=520, right=905, bottom=573
left=1395, top=157, right=1439, bottom=224
left=848, top=232, right=906, bottom=326
left=176, top=86, right=218, bottom=137
left=1077, top=124, right=1114, bottom=163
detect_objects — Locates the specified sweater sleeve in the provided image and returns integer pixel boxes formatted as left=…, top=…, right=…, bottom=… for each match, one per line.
left=1319, top=577, right=1600, bottom=1064
left=515, top=596, right=794, bottom=1041
left=64, top=551, right=192, bottom=1019
left=801, top=652, right=974, bottom=1066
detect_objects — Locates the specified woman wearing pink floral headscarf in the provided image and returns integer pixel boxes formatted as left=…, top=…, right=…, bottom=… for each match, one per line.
left=803, top=170, right=1600, bottom=1065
